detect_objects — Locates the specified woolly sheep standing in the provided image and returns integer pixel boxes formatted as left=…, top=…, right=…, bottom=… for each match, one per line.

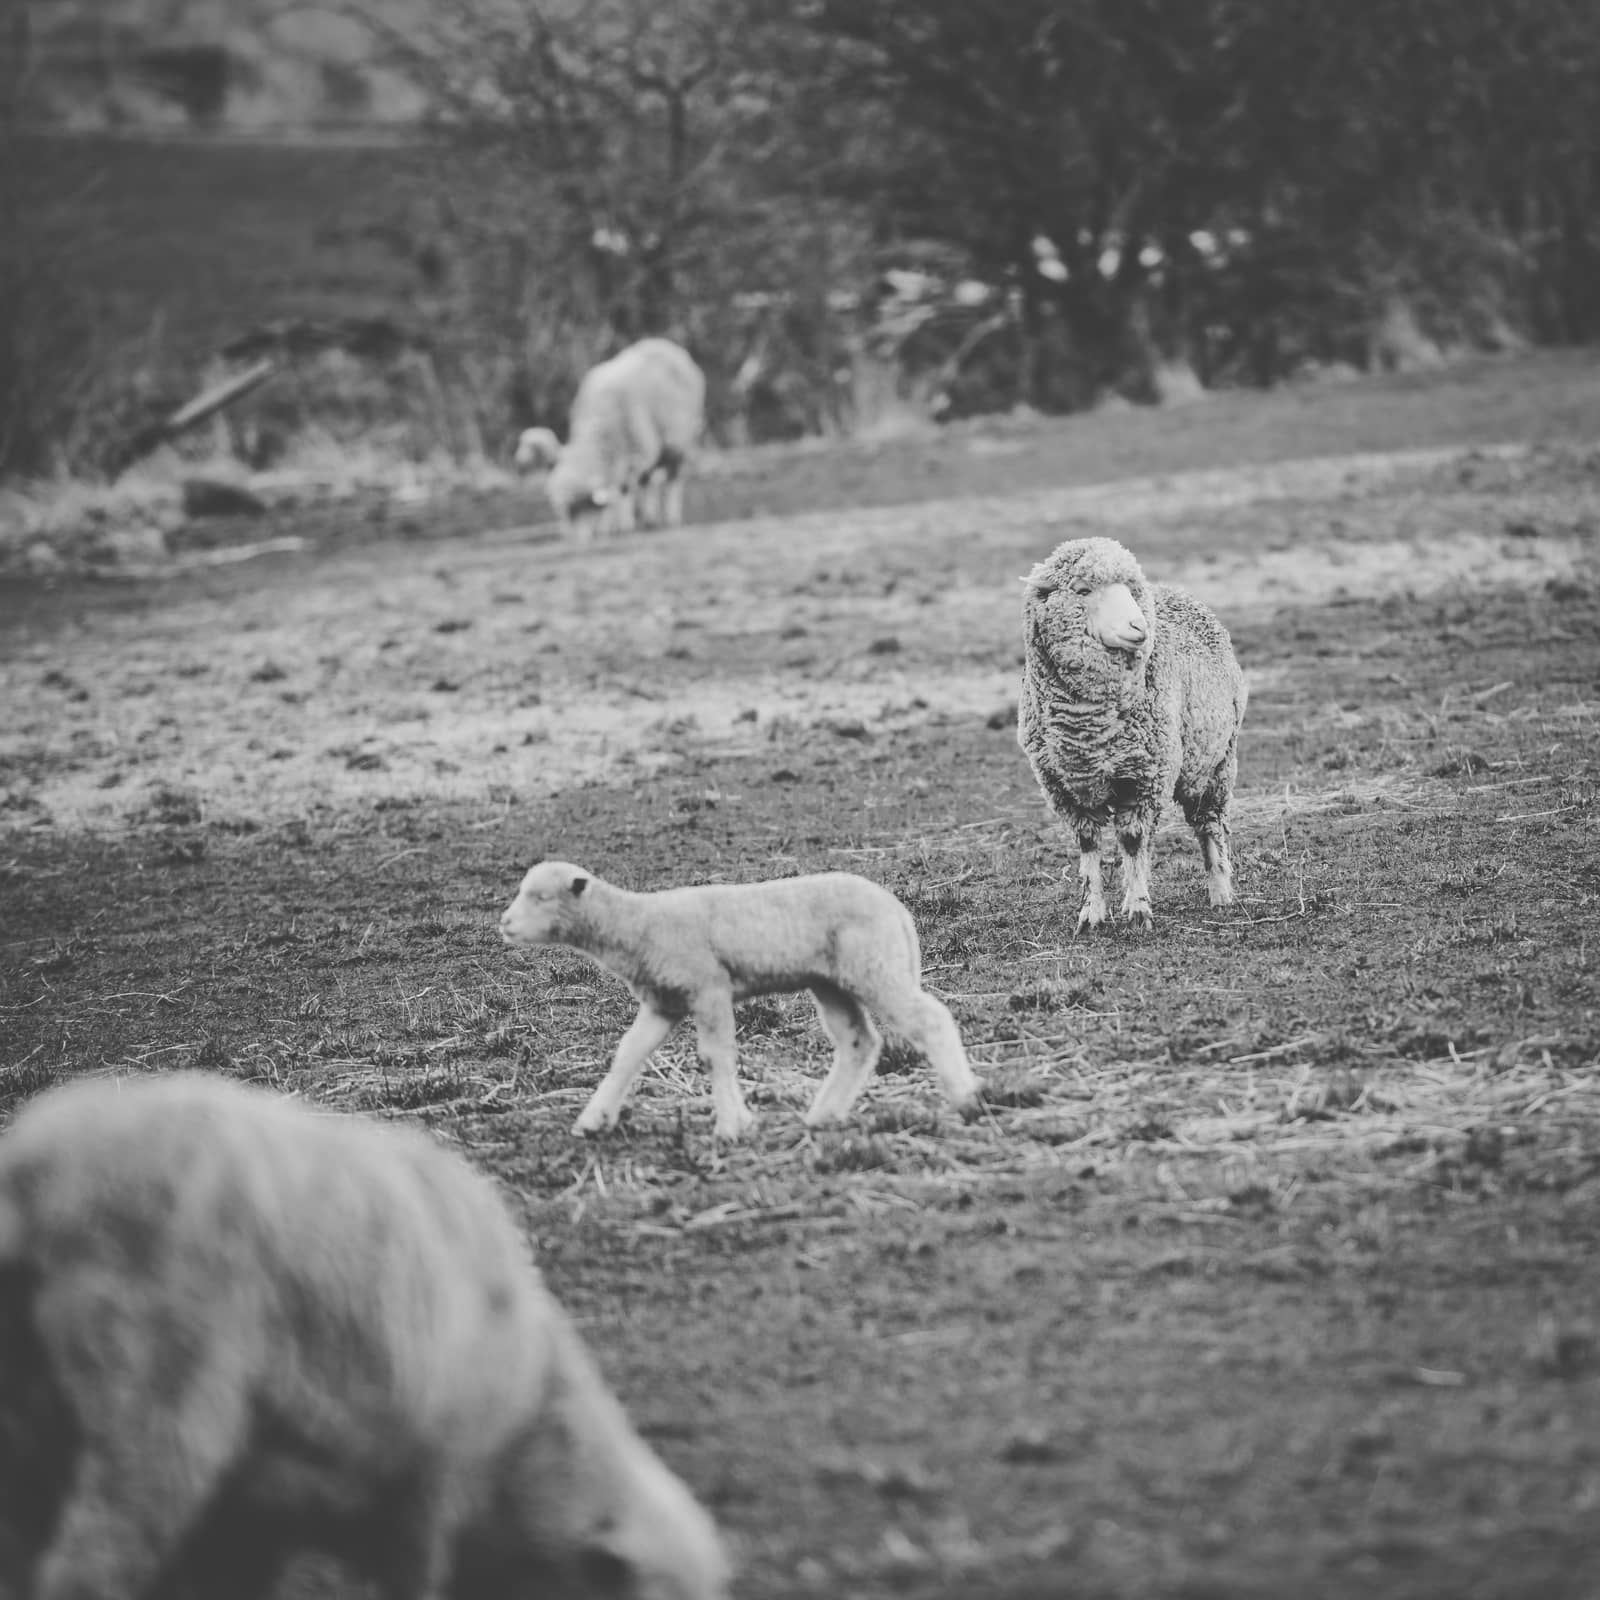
left=500, top=860, right=984, bottom=1141
left=1018, top=535, right=1247, bottom=929
left=515, top=338, right=706, bottom=541
left=0, top=1072, right=730, bottom=1600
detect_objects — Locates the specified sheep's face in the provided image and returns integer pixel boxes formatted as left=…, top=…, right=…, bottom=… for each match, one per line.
left=1022, top=537, right=1154, bottom=674
left=514, top=427, right=562, bottom=473
left=500, top=860, right=592, bottom=947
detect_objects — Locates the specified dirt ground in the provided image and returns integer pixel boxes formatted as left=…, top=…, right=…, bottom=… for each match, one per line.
left=4, top=354, right=1600, bottom=1599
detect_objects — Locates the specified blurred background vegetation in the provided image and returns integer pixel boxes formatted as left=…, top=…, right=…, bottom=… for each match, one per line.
left=2, top=0, right=1599, bottom=482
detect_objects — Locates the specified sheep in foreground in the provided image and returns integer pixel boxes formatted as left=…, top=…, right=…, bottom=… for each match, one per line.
left=0, top=1072, right=730, bottom=1600
left=1018, top=535, right=1247, bottom=929
left=514, top=338, right=706, bottom=540
left=500, top=860, right=984, bottom=1141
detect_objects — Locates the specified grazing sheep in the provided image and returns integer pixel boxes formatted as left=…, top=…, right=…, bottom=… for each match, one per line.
left=500, top=861, right=984, bottom=1141
left=0, top=1073, right=730, bottom=1600
left=1018, top=535, right=1247, bottom=929
left=516, top=338, right=706, bottom=541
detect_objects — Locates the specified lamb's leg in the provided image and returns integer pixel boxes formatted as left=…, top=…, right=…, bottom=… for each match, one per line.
left=661, top=472, right=685, bottom=528
left=31, top=1339, right=250, bottom=1600
left=1116, top=821, right=1155, bottom=928
left=803, top=981, right=884, bottom=1127
left=860, top=985, right=984, bottom=1116
left=1075, top=828, right=1107, bottom=929
left=575, top=1003, right=677, bottom=1136
left=691, top=989, right=755, bottom=1141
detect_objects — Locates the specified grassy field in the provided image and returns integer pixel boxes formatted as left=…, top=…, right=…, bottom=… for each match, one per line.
left=4, top=355, right=1600, bottom=1599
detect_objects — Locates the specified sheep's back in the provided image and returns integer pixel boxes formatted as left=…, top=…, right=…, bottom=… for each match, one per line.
left=0, top=1076, right=551, bottom=1458
left=1151, top=584, right=1247, bottom=765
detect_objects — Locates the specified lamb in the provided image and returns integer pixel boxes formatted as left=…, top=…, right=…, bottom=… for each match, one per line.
left=514, top=338, right=706, bottom=540
left=499, top=860, right=985, bottom=1141
left=1018, top=535, right=1247, bottom=929
left=0, top=1072, right=730, bottom=1600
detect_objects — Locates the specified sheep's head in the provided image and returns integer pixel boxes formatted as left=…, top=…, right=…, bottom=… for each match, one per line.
left=514, top=427, right=563, bottom=473
left=1021, top=536, right=1154, bottom=675
left=500, top=859, right=593, bottom=948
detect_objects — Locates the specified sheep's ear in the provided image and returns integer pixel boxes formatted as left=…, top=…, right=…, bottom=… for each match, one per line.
left=1020, top=565, right=1055, bottom=594
left=569, top=874, right=589, bottom=897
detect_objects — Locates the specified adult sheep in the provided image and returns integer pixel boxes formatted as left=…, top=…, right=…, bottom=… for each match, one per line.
left=1018, top=535, right=1247, bottom=930
left=515, top=337, right=706, bottom=540
left=0, top=1072, right=730, bottom=1600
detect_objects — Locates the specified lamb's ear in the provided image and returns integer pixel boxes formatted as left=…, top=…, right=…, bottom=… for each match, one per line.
left=569, top=874, right=590, bottom=897
left=590, top=487, right=613, bottom=507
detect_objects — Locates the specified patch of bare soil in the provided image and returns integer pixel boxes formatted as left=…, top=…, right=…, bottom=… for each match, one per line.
left=3, top=397, right=1600, bottom=1598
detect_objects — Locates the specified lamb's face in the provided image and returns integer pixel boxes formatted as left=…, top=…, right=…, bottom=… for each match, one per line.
left=514, top=427, right=562, bottom=473
left=1023, top=538, right=1154, bottom=673
left=500, top=861, right=591, bottom=947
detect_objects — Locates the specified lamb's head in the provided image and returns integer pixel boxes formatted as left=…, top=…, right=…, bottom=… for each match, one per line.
left=500, top=859, right=594, bottom=948
left=514, top=427, right=563, bottom=473
left=1021, top=536, right=1154, bottom=676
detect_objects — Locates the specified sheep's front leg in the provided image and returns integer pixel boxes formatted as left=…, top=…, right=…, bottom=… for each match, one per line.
left=575, top=1004, right=677, bottom=1136
left=1116, top=820, right=1155, bottom=928
left=1075, top=828, right=1107, bottom=929
left=692, top=989, right=755, bottom=1141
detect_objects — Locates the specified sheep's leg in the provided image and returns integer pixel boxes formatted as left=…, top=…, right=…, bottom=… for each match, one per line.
left=803, top=981, right=884, bottom=1127
left=865, top=985, right=985, bottom=1116
left=1075, top=828, right=1107, bottom=929
left=1116, top=823, right=1154, bottom=928
left=574, top=1004, right=678, bottom=1136
left=32, top=1339, right=250, bottom=1600
left=691, top=989, right=754, bottom=1141
left=1198, top=825, right=1233, bottom=907
left=1180, top=771, right=1236, bottom=908
left=661, top=472, right=685, bottom=528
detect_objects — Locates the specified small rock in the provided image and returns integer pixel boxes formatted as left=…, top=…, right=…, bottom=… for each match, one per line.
left=182, top=478, right=267, bottom=520
left=867, top=636, right=901, bottom=655
left=734, top=708, right=758, bottom=724
left=985, top=703, right=1018, bottom=730
left=830, top=718, right=870, bottom=740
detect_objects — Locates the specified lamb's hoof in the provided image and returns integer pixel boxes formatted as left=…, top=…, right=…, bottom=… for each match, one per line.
left=713, top=1105, right=758, bottom=1142
left=802, top=1105, right=849, bottom=1131
left=955, top=1088, right=989, bottom=1123
left=1208, top=883, right=1235, bottom=909
left=572, top=1108, right=620, bottom=1138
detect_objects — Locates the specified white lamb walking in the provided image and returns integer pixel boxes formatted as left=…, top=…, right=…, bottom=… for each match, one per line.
left=499, top=861, right=985, bottom=1141
left=0, top=1073, right=730, bottom=1600
left=515, top=337, right=706, bottom=540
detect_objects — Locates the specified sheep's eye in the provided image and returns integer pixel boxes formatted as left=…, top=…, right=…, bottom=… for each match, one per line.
left=1069, top=582, right=1092, bottom=596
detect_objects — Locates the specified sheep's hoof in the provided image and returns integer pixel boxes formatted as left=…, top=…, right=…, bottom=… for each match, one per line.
left=714, top=1111, right=758, bottom=1142
left=956, top=1088, right=990, bottom=1122
left=1125, top=907, right=1154, bottom=930
left=1076, top=903, right=1107, bottom=931
left=572, top=1107, right=620, bottom=1138
left=1208, top=882, right=1235, bottom=908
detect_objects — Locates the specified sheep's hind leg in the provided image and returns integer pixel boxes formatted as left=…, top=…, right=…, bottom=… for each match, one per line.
left=32, top=1343, right=250, bottom=1600
left=692, top=987, right=755, bottom=1141
left=1180, top=776, right=1236, bottom=908
left=575, top=1003, right=677, bottom=1136
left=804, top=982, right=884, bottom=1127
left=1075, top=829, right=1108, bottom=929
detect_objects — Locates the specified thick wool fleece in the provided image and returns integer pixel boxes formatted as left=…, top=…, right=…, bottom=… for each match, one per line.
left=1018, top=536, right=1247, bottom=924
